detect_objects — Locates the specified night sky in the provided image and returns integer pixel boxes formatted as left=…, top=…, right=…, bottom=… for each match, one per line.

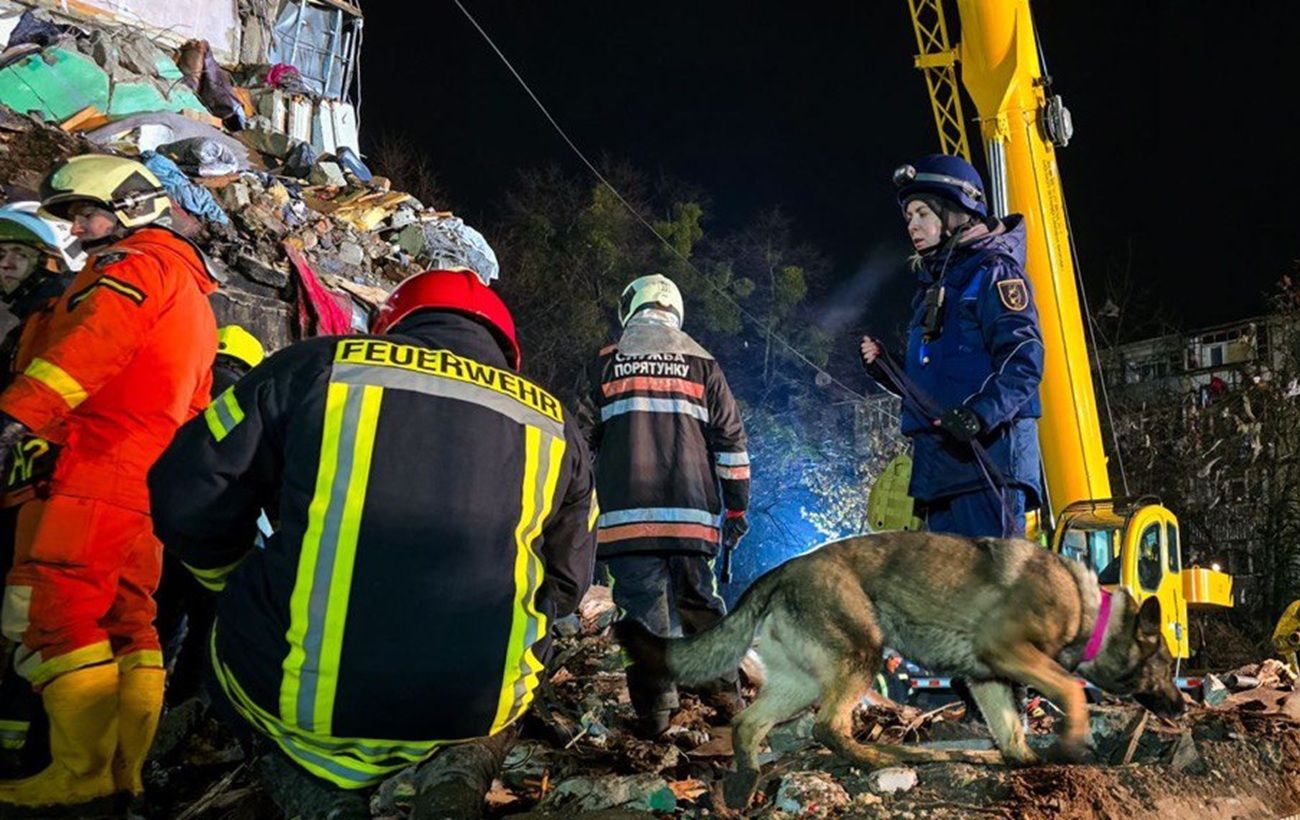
left=360, top=2, right=1300, bottom=336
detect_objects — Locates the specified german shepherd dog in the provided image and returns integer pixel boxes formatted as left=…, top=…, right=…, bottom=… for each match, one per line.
left=615, top=531, right=1185, bottom=808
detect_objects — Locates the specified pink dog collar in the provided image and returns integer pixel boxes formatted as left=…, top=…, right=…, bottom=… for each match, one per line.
left=1081, top=589, right=1113, bottom=663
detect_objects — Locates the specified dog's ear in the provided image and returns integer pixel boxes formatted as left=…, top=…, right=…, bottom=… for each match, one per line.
left=1135, top=596, right=1162, bottom=640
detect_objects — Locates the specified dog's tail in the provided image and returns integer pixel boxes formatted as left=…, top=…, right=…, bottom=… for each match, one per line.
left=614, top=571, right=780, bottom=685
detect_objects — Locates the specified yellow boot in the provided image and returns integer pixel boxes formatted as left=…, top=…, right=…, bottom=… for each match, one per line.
left=112, top=666, right=164, bottom=796
left=0, top=663, right=119, bottom=807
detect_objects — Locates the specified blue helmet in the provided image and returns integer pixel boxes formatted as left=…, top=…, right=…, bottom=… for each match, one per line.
left=893, top=154, right=988, bottom=219
left=0, top=206, right=63, bottom=256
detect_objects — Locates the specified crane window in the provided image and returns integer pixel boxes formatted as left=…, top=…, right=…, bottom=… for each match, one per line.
left=1061, top=526, right=1121, bottom=582
left=1166, top=523, right=1181, bottom=573
left=1138, top=524, right=1163, bottom=592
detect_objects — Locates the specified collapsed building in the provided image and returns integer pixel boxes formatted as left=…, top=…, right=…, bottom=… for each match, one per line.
left=0, top=0, right=492, bottom=352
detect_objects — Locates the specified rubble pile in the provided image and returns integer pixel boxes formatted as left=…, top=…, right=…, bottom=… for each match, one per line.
left=0, top=6, right=498, bottom=351
left=68, top=588, right=1300, bottom=817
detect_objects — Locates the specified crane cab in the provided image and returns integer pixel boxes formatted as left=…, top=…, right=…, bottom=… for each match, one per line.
left=1053, top=497, right=1232, bottom=659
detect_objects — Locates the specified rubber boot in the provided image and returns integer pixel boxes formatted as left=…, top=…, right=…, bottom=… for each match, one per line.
left=0, top=663, right=119, bottom=808
left=255, top=752, right=370, bottom=820
left=626, top=665, right=677, bottom=740
left=411, top=727, right=518, bottom=820
left=112, top=667, right=163, bottom=796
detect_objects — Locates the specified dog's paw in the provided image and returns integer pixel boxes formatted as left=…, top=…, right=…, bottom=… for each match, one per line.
left=1044, top=736, right=1091, bottom=765
left=997, top=744, right=1040, bottom=767
left=722, top=770, right=759, bottom=810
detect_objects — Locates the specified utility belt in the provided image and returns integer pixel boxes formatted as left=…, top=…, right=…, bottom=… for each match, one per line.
left=1, top=436, right=58, bottom=509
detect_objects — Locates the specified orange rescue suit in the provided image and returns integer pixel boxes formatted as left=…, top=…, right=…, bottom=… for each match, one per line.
left=0, top=228, right=217, bottom=510
left=0, top=227, right=217, bottom=684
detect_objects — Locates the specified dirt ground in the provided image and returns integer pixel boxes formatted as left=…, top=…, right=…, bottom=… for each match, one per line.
left=134, top=589, right=1300, bottom=820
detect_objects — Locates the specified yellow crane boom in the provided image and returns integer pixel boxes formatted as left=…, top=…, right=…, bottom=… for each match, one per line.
left=902, top=0, right=1232, bottom=658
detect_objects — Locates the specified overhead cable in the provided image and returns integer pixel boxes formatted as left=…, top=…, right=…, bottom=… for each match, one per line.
left=451, top=0, right=867, bottom=402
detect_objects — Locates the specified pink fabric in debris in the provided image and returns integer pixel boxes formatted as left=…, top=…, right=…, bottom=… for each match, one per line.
left=283, top=241, right=353, bottom=337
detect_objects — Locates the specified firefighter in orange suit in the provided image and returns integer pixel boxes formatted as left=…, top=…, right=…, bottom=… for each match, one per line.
left=0, top=154, right=218, bottom=809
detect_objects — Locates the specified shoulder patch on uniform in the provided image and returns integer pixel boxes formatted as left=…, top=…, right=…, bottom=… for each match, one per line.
left=996, top=278, right=1030, bottom=311
left=93, top=251, right=129, bottom=271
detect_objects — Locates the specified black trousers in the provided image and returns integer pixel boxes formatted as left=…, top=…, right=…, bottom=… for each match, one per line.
left=0, top=504, right=44, bottom=773
left=155, top=551, right=216, bottom=705
left=604, top=552, right=732, bottom=715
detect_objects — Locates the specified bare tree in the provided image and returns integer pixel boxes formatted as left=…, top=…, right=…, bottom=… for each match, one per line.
left=368, top=132, right=446, bottom=209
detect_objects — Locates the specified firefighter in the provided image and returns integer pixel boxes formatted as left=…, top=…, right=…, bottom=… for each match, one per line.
left=155, top=325, right=266, bottom=707
left=0, top=206, right=80, bottom=776
left=149, top=270, right=597, bottom=819
left=860, top=154, right=1044, bottom=538
left=579, top=274, right=750, bottom=739
left=0, top=154, right=219, bottom=809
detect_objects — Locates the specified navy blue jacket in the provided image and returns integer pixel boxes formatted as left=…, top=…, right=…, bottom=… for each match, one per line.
left=869, top=215, right=1044, bottom=504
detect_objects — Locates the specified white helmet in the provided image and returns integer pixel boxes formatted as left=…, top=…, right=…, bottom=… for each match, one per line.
left=2, top=202, right=85, bottom=272
left=618, top=274, right=684, bottom=327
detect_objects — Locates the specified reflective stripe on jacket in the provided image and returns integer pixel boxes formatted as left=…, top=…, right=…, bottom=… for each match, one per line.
left=148, top=313, right=597, bottom=788
left=0, top=227, right=217, bottom=511
left=578, top=322, right=749, bottom=558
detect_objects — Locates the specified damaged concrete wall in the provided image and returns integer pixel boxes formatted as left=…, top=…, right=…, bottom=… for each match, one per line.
left=20, top=0, right=242, bottom=62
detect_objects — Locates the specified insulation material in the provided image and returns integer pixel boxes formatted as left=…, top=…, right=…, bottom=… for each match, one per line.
left=286, top=94, right=312, bottom=143
left=253, top=88, right=287, bottom=132
left=313, top=99, right=357, bottom=153
left=0, top=47, right=109, bottom=120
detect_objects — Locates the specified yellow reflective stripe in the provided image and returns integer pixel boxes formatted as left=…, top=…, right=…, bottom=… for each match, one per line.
left=587, top=490, right=600, bottom=532
left=24, top=358, right=87, bottom=409
left=117, top=649, right=163, bottom=670
left=211, top=625, right=438, bottom=789
left=183, top=558, right=244, bottom=592
left=97, top=276, right=145, bottom=304
left=204, top=388, right=246, bottom=442
left=0, top=718, right=29, bottom=749
left=312, top=384, right=382, bottom=735
left=282, top=381, right=348, bottom=726
left=20, top=640, right=113, bottom=686
left=491, top=427, right=565, bottom=733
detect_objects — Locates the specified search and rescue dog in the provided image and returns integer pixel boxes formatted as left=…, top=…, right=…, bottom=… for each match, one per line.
left=615, top=531, right=1185, bottom=808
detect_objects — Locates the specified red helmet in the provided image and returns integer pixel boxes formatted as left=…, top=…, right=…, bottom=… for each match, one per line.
left=371, top=270, right=521, bottom=370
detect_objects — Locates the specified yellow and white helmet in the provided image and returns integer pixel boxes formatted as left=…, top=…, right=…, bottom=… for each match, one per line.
left=618, top=274, right=684, bottom=327
left=39, top=154, right=170, bottom=229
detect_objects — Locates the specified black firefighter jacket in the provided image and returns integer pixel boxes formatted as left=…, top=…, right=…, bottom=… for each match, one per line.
left=578, top=319, right=749, bottom=559
left=148, top=313, right=597, bottom=789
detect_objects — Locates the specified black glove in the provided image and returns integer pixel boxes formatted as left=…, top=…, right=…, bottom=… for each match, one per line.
left=0, top=412, right=30, bottom=475
left=937, top=406, right=982, bottom=443
left=722, top=513, right=750, bottom=550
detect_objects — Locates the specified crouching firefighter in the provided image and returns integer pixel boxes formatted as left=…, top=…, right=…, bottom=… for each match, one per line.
left=579, top=274, right=751, bottom=739
left=0, top=154, right=218, bottom=810
left=155, top=325, right=267, bottom=708
left=149, top=270, right=598, bottom=819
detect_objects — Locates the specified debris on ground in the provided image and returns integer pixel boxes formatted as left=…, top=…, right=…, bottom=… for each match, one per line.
left=773, top=770, right=851, bottom=816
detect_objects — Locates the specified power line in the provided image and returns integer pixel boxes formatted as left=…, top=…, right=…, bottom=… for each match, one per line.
left=451, top=0, right=868, bottom=402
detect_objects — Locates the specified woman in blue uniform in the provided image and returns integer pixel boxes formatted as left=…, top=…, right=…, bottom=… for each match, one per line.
left=861, top=154, right=1044, bottom=538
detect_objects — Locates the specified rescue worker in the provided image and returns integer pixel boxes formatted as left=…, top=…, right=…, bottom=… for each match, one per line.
left=860, top=154, right=1044, bottom=538
left=155, top=325, right=266, bottom=707
left=579, top=274, right=750, bottom=739
left=0, top=154, right=219, bottom=809
left=149, top=270, right=597, bottom=819
left=0, top=206, right=79, bottom=776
